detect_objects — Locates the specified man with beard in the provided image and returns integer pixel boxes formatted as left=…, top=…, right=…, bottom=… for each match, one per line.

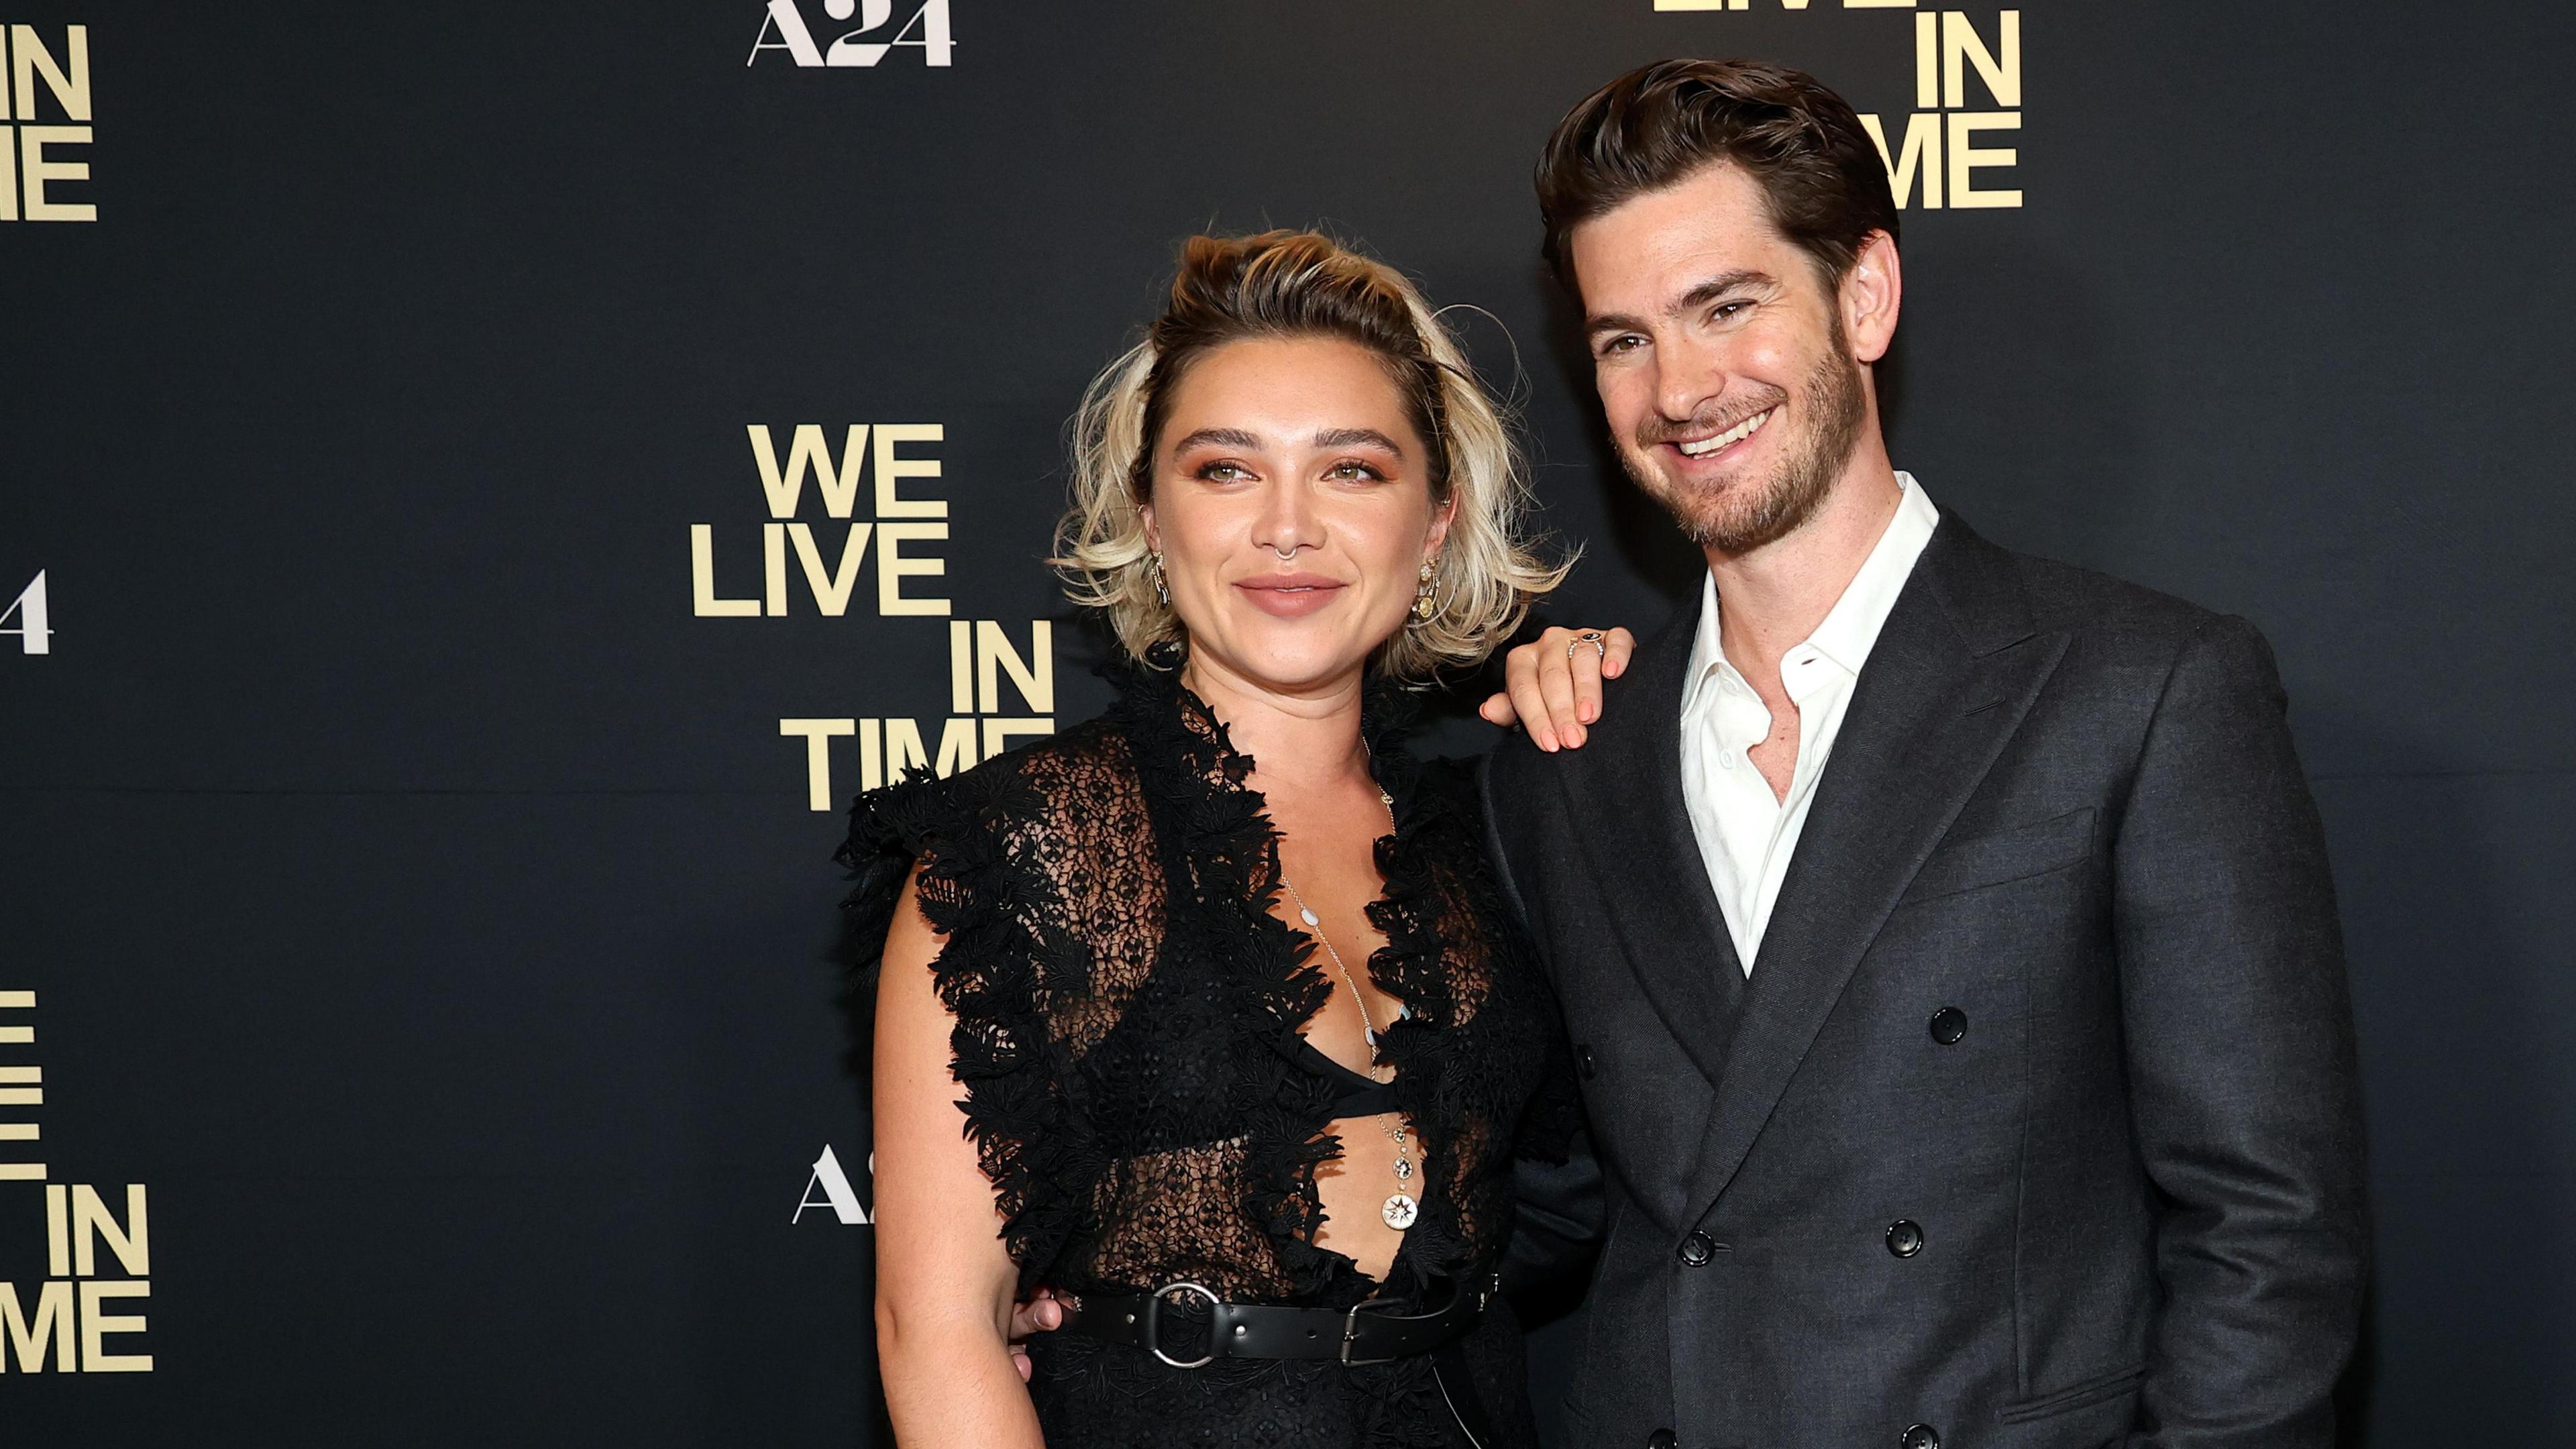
left=1477, top=60, right=2369, bottom=1449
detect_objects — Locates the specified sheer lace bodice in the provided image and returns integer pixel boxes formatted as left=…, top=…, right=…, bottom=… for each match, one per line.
left=839, top=663, right=1576, bottom=1447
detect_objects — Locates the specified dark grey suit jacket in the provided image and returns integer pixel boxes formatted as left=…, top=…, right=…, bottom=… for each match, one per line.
left=1484, top=517, right=2367, bottom=1449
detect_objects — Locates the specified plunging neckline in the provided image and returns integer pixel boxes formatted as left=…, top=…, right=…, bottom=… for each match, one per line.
left=1153, top=661, right=1445, bottom=1289
left=1269, top=816, right=1413, bottom=1102
left=1294, top=1034, right=1401, bottom=1118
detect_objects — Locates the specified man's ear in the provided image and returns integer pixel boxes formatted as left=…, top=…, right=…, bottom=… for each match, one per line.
left=1840, top=229, right=1903, bottom=365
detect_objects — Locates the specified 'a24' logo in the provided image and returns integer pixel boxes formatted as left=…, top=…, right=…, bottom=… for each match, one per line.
left=3, top=571, right=46, bottom=655
left=749, top=0, right=953, bottom=68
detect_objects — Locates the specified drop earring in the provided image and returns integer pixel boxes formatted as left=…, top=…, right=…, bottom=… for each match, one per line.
left=1151, top=551, right=1171, bottom=606
left=1411, top=558, right=1438, bottom=622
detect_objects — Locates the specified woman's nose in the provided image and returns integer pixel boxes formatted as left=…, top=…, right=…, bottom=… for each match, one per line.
left=1252, top=478, right=1322, bottom=557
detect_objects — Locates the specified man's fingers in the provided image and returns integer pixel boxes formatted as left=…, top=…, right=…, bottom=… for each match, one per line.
left=1008, top=1289, right=1063, bottom=1340
left=1494, top=626, right=1636, bottom=751
left=1603, top=627, right=1637, bottom=680
left=1505, top=645, right=1560, bottom=751
left=1534, top=631, right=1587, bottom=750
left=1008, top=1289, right=1061, bottom=1382
left=1569, top=634, right=1607, bottom=727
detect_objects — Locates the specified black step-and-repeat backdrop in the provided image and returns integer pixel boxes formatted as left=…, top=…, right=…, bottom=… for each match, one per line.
left=4, top=3, right=2570, bottom=1442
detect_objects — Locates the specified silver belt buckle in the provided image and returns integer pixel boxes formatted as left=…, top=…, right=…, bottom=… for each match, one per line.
left=1144, top=1281, right=1221, bottom=1369
left=1340, top=1295, right=1404, bottom=1366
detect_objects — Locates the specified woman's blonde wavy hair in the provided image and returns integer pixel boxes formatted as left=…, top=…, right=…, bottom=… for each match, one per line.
left=1053, top=230, right=1570, bottom=684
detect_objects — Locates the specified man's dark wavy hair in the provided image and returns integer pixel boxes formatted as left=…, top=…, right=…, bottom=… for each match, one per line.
left=1536, top=58, right=1900, bottom=294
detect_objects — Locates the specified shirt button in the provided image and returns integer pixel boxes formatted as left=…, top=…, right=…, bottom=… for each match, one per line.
left=1717, top=751, right=1737, bottom=770
left=1900, top=1425, right=1941, bottom=1449
left=1886, top=1220, right=1925, bottom=1258
left=1928, top=1007, right=1968, bottom=1045
left=1678, top=1231, right=1717, bottom=1267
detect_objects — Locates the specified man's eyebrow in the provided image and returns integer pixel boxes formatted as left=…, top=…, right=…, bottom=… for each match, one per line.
left=1313, top=426, right=1405, bottom=456
left=1585, top=269, right=1778, bottom=337
left=1674, top=269, right=1776, bottom=313
left=1169, top=426, right=1262, bottom=453
left=1585, top=309, right=1650, bottom=339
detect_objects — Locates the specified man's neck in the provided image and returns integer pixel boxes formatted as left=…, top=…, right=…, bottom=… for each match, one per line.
left=1706, top=446, right=1904, bottom=684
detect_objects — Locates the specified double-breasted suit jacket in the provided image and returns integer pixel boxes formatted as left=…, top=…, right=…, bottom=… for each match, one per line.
left=1483, top=517, right=2367, bottom=1449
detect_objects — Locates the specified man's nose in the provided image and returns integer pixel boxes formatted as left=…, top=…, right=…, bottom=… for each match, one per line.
left=1654, top=337, right=1725, bottom=427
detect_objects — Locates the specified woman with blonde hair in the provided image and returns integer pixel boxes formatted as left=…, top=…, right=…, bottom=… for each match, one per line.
left=843, top=230, right=1589, bottom=1446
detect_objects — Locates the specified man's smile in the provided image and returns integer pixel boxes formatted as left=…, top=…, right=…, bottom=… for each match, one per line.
left=1670, top=406, right=1774, bottom=460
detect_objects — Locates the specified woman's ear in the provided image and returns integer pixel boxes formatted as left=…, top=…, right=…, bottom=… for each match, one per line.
left=1137, top=502, right=1160, bottom=553
left=1424, top=493, right=1458, bottom=561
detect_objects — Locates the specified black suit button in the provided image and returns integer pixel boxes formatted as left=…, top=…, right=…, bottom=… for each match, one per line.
left=1886, top=1220, right=1925, bottom=1257
left=1899, top=1426, right=1939, bottom=1449
left=1928, top=1007, right=1968, bottom=1044
left=1647, top=1432, right=1678, bottom=1449
left=1576, top=1044, right=1599, bottom=1079
left=1678, top=1231, right=1717, bottom=1267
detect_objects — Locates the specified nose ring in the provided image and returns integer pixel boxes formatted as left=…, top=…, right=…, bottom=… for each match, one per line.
left=1271, top=543, right=1298, bottom=561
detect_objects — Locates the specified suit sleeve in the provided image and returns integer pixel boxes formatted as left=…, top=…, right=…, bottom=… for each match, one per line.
left=1479, top=749, right=1609, bottom=1303
left=2111, top=615, right=2369, bottom=1448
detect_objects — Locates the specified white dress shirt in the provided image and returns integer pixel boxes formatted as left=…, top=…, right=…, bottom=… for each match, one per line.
left=1679, top=473, right=1941, bottom=972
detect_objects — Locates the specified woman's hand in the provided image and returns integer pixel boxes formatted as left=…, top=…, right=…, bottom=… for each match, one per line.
left=1478, top=626, right=1637, bottom=751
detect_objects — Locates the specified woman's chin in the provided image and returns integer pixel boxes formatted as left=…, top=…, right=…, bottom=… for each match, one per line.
left=1189, top=621, right=1387, bottom=696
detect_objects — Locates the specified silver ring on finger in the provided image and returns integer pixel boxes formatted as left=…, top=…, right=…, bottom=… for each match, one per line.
left=1568, top=629, right=1607, bottom=663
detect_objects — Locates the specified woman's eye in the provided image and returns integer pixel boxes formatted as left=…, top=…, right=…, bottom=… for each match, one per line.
left=1326, top=461, right=1385, bottom=482
left=1197, top=461, right=1250, bottom=483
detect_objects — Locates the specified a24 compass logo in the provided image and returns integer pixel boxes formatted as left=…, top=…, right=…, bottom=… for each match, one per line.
left=748, top=0, right=953, bottom=68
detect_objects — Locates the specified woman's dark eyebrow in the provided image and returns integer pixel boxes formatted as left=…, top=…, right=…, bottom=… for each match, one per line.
left=1170, top=426, right=1263, bottom=453
left=1313, top=427, right=1405, bottom=456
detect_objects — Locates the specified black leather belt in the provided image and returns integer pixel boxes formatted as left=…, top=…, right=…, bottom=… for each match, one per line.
left=1061, top=1267, right=1498, bottom=1369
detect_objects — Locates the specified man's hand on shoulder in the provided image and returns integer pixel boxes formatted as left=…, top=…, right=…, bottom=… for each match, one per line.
left=1479, top=626, right=1636, bottom=751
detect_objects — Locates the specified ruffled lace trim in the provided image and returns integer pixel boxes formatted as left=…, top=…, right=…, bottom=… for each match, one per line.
left=1126, top=661, right=1515, bottom=1302
left=839, top=760, right=1104, bottom=1293
left=840, top=653, right=1560, bottom=1310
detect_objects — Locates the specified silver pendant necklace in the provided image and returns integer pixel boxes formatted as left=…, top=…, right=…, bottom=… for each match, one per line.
left=1279, top=784, right=1417, bottom=1232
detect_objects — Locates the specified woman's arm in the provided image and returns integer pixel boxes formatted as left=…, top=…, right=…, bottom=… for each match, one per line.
left=873, top=866, right=1046, bottom=1448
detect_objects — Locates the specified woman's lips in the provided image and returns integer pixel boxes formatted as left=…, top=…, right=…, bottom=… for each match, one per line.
left=1233, top=572, right=1349, bottom=618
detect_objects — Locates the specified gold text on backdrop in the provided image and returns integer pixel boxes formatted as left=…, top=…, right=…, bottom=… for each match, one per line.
left=0, top=991, right=154, bottom=1374
left=684, top=421, right=1058, bottom=807
left=0, top=24, right=97, bottom=222
left=1654, top=3, right=2025, bottom=209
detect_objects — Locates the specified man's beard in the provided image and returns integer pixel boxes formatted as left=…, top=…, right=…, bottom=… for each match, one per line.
left=1624, top=334, right=1868, bottom=556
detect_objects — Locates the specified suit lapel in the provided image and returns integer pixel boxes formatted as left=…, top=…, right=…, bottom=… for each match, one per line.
left=1681, top=519, right=2069, bottom=1214
left=1558, top=608, right=1745, bottom=1089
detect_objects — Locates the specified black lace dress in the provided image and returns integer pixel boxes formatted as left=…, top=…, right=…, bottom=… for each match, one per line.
left=839, top=663, right=1577, bottom=1448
